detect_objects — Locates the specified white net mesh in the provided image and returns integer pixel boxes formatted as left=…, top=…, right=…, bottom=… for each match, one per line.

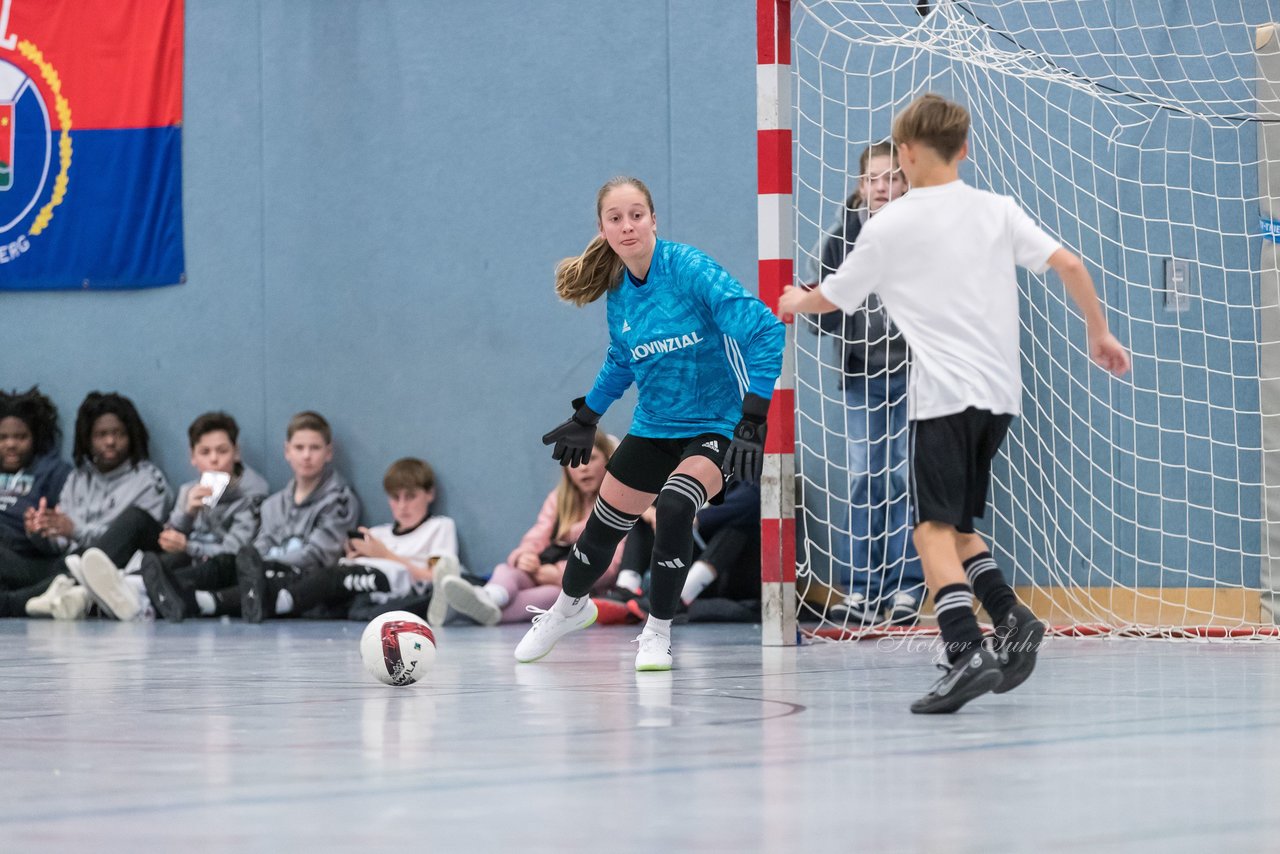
left=789, top=0, right=1280, bottom=638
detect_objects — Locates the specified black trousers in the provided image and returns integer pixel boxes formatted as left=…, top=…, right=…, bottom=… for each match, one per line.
left=0, top=506, right=164, bottom=592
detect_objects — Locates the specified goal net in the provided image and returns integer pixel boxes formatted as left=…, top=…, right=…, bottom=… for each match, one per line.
left=787, top=0, right=1280, bottom=639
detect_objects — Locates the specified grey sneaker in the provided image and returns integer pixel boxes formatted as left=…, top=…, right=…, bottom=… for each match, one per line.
left=992, top=604, right=1046, bottom=694
left=426, top=554, right=461, bottom=628
left=440, top=575, right=501, bottom=626
left=910, top=646, right=1004, bottom=714
left=51, top=586, right=91, bottom=621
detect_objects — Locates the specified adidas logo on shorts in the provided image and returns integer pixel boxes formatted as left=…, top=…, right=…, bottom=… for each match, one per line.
left=622, top=319, right=631, bottom=332
left=702, top=440, right=720, bottom=452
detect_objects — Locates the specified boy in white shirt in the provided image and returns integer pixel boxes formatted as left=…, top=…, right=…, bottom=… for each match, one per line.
left=781, top=93, right=1130, bottom=713
left=250, top=456, right=460, bottom=621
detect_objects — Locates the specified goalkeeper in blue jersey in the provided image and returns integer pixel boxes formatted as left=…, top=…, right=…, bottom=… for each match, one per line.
left=515, top=176, right=785, bottom=671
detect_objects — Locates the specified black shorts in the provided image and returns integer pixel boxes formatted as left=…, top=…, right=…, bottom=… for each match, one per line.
left=911, top=407, right=1012, bottom=534
left=606, top=433, right=730, bottom=498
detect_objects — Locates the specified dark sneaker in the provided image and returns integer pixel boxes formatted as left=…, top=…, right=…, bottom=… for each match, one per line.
left=884, top=592, right=920, bottom=628
left=236, top=547, right=269, bottom=624
left=141, top=553, right=192, bottom=623
left=992, top=604, right=1046, bottom=694
left=828, top=592, right=873, bottom=624
left=910, top=646, right=1004, bottom=714
left=602, top=585, right=641, bottom=604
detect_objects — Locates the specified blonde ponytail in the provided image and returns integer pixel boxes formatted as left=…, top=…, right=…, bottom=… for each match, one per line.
left=555, top=235, right=624, bottom=306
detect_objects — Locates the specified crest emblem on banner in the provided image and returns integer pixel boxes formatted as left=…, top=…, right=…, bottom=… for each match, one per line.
left=0, top=2, right=72, bottom=265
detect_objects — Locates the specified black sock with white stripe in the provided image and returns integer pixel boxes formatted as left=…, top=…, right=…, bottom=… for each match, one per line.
left=648, top=473, right=707, bottom=620
left=560, top=496, right=641, bottom=598
left=963, top=551, right=1017, bottom=625
left=934, top=582, right=984, bottom=665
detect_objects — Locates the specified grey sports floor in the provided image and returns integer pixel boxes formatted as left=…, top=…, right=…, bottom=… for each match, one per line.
left=3, top=619, right=1278, bottom=853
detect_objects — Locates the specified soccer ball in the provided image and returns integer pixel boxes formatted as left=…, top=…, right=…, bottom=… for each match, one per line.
left=360, top=611, right=437, bottom=686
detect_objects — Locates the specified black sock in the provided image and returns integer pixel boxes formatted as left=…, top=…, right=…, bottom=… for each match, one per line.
left=561, top=496, right=640, bottom=597
left=934, top=582, right=984, bottom=665
left=963, top=551, right=1017, bottom=625
left=647, top=474, right=706, bottom=620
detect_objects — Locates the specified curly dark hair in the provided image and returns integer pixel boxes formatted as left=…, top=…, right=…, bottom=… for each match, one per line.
left=72, top=391, right=151, bottom=467
left=0, top=386, right=62, bottom=458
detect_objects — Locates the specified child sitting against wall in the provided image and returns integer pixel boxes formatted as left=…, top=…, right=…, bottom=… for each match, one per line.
left=435, top=432, right=621, bottom=625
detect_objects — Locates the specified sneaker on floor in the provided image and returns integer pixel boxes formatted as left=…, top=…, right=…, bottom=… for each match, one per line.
left=51, top=586, right=91, bottom=621
left=236, top=547, right=269, bottom=624
left=513, top=599, right=598, bottom=663
left=910, top=646, right=1004, bottom=714
left=141, top=553, right=191, bottom=623
left=80, top=548, right=141, bottom=621
left=25, top=575, right=76, bottom=618
left=827, top=591, right=872, bottom=624
left=633, top=629, right=673, bottom=672
left=884, top=591, right=920, bottom=628
left=426, top=554, right=461, bottom=628
left=64, top=553, right=86, bottom=587
left=440, top=575, right=500, bottom=626
left=602, top=584, right=641, bottom=604
left=992, top=604, right=1046, bottom=694
left=626, top=596, right=650, bottom=622
left=592, top=597, right=633, bottom=625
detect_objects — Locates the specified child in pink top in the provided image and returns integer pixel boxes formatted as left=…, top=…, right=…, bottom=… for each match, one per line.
left=437, top=433, right=622, bottom=625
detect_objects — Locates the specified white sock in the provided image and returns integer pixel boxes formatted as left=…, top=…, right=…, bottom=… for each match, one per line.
left=276, top=589, right=294, bottom=615
left=645, top=616, right=672, bottom=638
left=483, top=583, right=510, bottom=608
left=195, top=591, right=216, bottom=616
left=680, top=561, right=716, bottom=605
left=552, top=590, right=588, bottom=616
left=616, top=569, right=643, bottom=593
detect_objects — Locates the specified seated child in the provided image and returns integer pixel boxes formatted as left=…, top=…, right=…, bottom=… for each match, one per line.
left=2, top=391, right=172, bottom=618
left=249, top=456, right=459, bottom=621
left=141, top=410, right=359, bottom=622
left=76, top=411, right=269, bottom=621
left=436, top=432, right=620, bottom=625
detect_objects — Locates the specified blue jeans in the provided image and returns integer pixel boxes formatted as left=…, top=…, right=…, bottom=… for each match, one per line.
left=832, top=370, right=923, bottom=604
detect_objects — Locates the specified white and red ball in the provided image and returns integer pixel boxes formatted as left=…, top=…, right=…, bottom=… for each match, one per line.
left=360, top=611, right=436, bottom=686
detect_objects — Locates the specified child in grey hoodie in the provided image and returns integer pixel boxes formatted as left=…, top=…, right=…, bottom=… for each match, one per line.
left=1, top=392, right=172, bottom=618
left=142, top=410, right=360, bottom=622
left=77, top=411, right=269, bottom=621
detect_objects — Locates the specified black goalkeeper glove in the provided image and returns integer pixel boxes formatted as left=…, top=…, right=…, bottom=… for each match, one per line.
left=722, top=392, right=770, bottom=484
left=541, top=397, right=602, bottom=468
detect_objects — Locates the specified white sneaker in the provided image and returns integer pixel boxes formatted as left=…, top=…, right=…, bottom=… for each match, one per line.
left=51, top=586, right=91, bottom=621
left=80, top=548, right=142, bottom=621
left=25, top=575, right=76, bottom=617
left=426, top=554, right=461, bottom=628
left=440, top=575, right=501, bottom=626
left=633, top=629, right=673, bottom=671
left=513, top=599, right=598, bottom=663
left=64, top=553, right=86, bottom=586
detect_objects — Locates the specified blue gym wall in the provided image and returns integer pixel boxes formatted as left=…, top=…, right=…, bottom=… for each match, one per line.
left=0, top=0, right=757, bottom=576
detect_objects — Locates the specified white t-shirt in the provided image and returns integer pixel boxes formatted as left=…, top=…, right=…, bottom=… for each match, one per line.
left=819, top=180, right=1060, bottom=420
left=340, top=515, right=458, bottom=600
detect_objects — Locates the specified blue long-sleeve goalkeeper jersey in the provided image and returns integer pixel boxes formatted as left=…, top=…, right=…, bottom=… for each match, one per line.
left=583, top=239, right=785, bottom=439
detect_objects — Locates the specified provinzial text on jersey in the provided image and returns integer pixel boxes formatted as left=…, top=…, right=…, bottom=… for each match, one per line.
left=631, top=331, right=704, bottom=361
